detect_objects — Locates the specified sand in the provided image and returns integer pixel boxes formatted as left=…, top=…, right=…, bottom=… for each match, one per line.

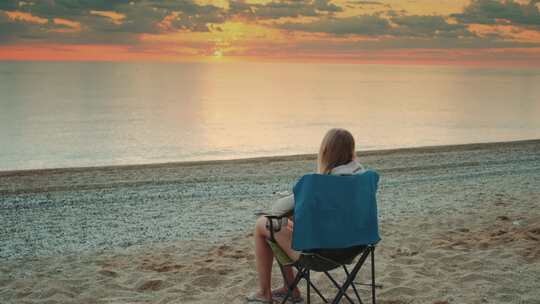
left=1, top=140, right=540, bottom=303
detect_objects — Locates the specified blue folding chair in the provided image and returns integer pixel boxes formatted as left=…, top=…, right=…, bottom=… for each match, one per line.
left=265, top=170, right=381, bottom=304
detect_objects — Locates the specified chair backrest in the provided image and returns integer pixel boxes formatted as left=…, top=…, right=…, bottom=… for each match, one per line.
left=292, top=170, right=380, bottom=251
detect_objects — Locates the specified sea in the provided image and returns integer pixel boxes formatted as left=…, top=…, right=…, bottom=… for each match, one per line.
left=1, top=61, right=539, bottom=171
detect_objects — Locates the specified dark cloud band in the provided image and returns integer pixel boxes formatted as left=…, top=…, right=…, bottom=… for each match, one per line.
left=1, top=0, right=540, bottom=50
left=452, top=0, right=540, bottom=27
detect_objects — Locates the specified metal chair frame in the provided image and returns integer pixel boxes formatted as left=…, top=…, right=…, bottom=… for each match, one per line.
left=264, top=215, right=382, bottom=304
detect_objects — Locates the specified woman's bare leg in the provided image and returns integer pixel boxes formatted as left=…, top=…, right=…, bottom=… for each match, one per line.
left=272, top=225, right=301, bottom=297
left=254, top=216, right=274, bottom=300
left=281, top=265, right=295, bottom=288
left=254, top=216, right=301, bottom=300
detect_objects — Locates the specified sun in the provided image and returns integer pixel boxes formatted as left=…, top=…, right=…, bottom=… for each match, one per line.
left=213, top=49, right=223, bottom=58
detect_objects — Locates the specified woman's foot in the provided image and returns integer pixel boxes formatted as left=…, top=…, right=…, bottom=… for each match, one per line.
left=271, top=287, right=303, bottom=303
left=246, top=291, right=273, bottom=303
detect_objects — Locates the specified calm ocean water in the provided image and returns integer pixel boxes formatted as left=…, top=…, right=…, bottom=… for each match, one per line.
left=1, top=61, right=539, bottom=171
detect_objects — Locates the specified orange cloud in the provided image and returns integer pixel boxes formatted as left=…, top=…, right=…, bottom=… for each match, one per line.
left=0, top=44, right=207, bottom=62
left=52, top=18, right=81, bottom=32
left=2, top=43, right=539, bottom=67
left=157, top=12, right=180, bottom=31
left=90, top=10, right=126, bottom=25
left=469, top=24, right=540, bottom=43
left=5, top=11, right=48, bottom=24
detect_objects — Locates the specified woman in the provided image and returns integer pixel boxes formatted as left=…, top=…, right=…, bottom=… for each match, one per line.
left=247, top=128, right=366, bottom=303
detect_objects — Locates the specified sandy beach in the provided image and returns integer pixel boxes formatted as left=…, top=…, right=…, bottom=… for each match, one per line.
left=1, top=140, right=540, bottom=304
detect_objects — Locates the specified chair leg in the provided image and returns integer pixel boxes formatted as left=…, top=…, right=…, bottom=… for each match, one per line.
left=371, top=247, right=376, bottom=304
left=282, top=267, right=307, bottom=304
left=281, top=247, right=378, bottom=304
left=331, top=249, right=371, bottom=304
left=343, top=266, right=363, bottom=304
left=278, top=264, right=292, bottom=295
left=305, top=277, right=329, bottom=303
left=293, top=265, right=329, bottom=303
left=278, top=264, right=296, bottom=304
left=306, top=270, right=311, bottom=304
left=324, top=271, right=356, bottom=304
left=284, top=266, right=332, bottom=304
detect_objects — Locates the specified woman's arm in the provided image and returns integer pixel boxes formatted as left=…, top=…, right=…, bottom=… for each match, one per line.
left=271, top=194, right=294, bottom=216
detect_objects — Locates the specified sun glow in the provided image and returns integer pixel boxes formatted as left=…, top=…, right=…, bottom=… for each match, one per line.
left=213, top=49, right=224, bottom=58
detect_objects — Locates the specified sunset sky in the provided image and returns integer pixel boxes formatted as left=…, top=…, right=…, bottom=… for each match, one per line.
left=1, top=0, right=540, bottom=65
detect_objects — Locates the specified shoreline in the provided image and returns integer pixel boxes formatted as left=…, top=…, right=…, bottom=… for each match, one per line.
left=1, top=138, right=539, bottom=176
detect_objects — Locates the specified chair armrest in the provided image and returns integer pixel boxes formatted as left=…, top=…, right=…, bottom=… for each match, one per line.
left=253, top=211, right=290, bottom=219
left=253, top=212, right=289, bottom=242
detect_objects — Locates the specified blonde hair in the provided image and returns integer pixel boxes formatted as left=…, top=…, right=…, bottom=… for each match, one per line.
left=317, top=128, right=356, bottom=174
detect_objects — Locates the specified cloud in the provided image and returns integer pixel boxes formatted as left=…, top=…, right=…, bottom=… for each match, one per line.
left=3, top=0, right=226, bottom=31
left=1, top=0, right=540, bottom=56
left=0, top=9, right=82, bottom=44
left=262, top=37, right=540, bottom=59
left=346, top=1, right=389, bottom=7
left=0, top=1, right=20, bottom=11
left=348, top=1, right=384, bottom=4
left=90, top=10, right=126, bottom=25
left=10, top=0, right=128, bottom=20
left=279, top=14, right=473, bottom=39
left=391, top=15, right=473, bottom=38
left=223, top=33, right=540, bottom=63
left=452, top=0, right=540, bottom=27
left=313, top=0, right=342, bottom=12
left=0, top=0, right=228, bottom=44
left=229, top=0, right=342, bottom=20
left=280, top=15, right=391, bottom=35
